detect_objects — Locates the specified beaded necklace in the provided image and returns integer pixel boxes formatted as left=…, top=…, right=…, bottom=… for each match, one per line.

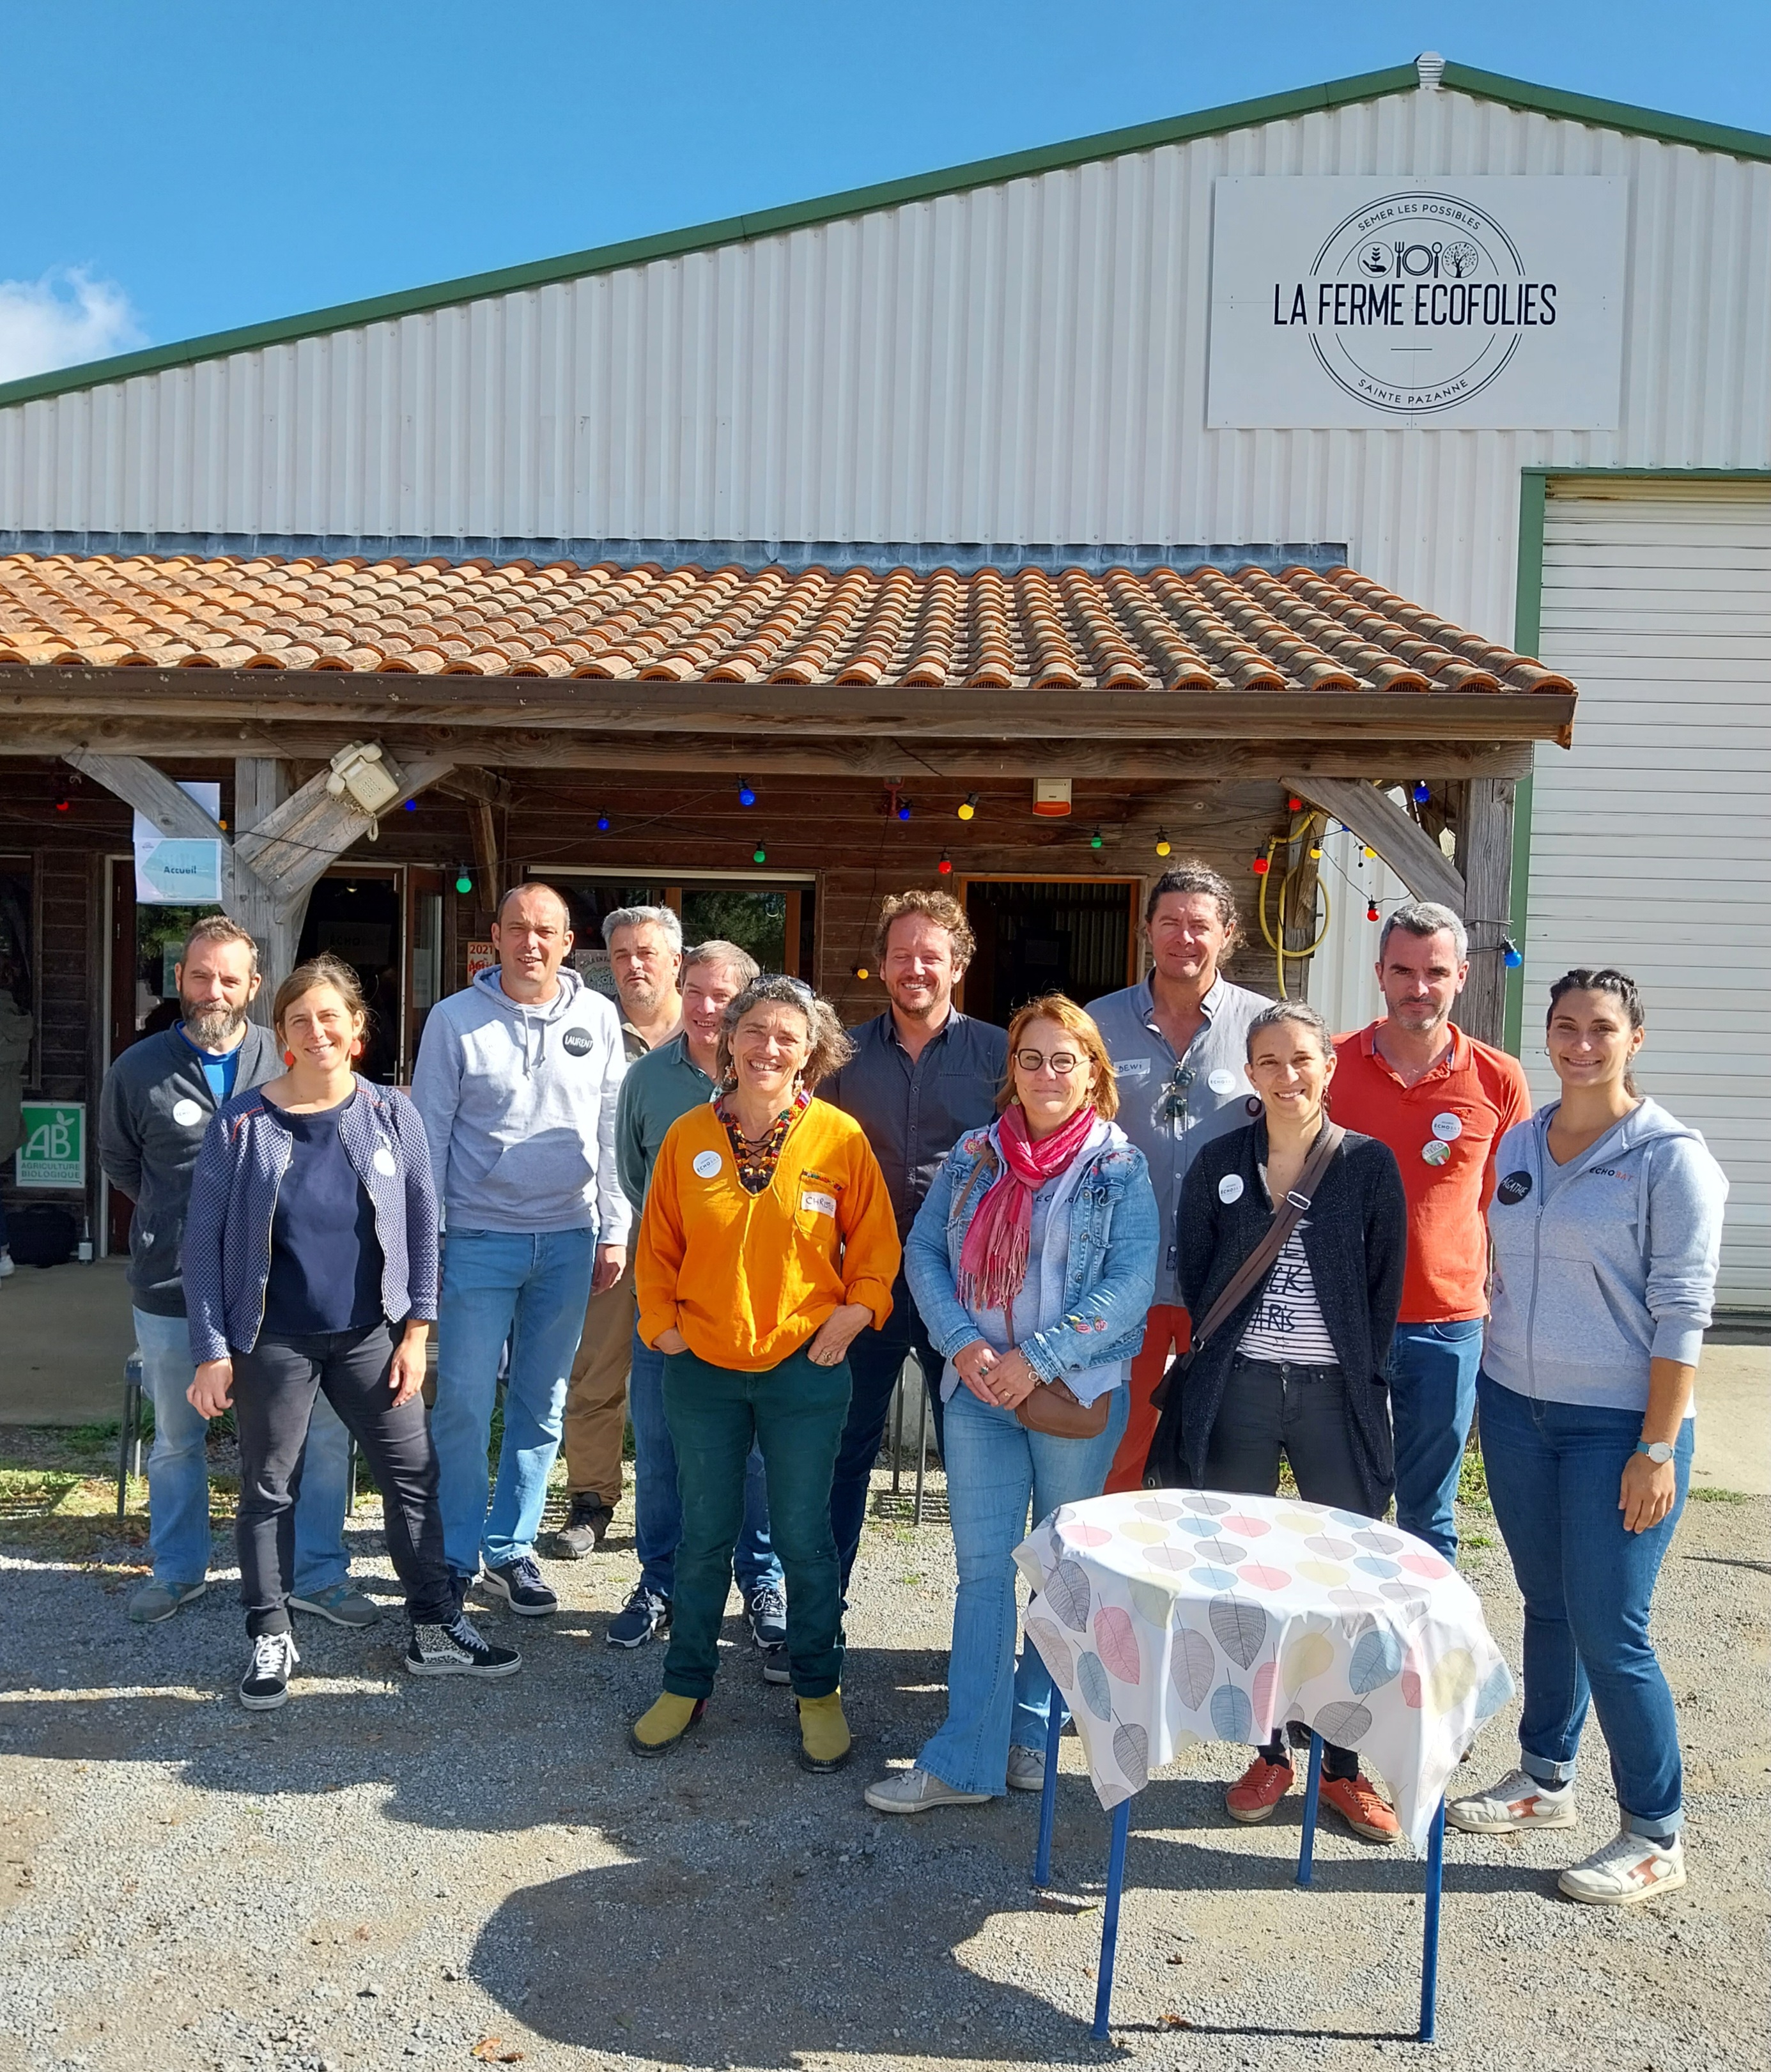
left=717, top=1087, right=810, bottom=1195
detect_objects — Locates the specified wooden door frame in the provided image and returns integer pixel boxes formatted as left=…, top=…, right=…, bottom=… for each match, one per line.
left=954, top=873, right=1143, bottom=1013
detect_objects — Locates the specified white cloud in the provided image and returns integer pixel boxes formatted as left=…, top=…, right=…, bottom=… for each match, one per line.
left=0, top=267, right=146, bottom=383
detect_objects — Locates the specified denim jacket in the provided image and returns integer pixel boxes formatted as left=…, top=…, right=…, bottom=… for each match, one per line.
left=904, top=1120, right=1158, bottom=1386
left=183, top=1078, right=440, bottom=1363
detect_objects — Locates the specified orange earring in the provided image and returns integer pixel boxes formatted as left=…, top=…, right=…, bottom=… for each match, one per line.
left=282, top=1049, right=296, bottom=1067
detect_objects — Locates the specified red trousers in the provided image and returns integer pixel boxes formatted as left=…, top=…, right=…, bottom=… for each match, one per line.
left=1104, top=1303, right=1192, bottom=1495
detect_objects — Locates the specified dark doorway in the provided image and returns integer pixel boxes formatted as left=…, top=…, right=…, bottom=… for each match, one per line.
left=962, top=879, right=1138, bottom=1026
left=297, top=874, right=403, bottom=1083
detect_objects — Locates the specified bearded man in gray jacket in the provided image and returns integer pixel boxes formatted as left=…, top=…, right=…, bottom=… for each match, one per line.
left=412, top=883, right=631, bottom=1617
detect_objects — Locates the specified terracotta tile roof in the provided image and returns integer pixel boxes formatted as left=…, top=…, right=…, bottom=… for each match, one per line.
left=0, top=552, right=1573, bottom=698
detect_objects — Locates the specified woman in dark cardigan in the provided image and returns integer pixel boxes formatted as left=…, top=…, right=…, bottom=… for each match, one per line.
left=1161, top=1000, right=1407, bottom=1841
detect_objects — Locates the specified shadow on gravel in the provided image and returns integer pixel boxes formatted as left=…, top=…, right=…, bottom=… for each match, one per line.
left=467, top=1857, right=1111, bottom=2066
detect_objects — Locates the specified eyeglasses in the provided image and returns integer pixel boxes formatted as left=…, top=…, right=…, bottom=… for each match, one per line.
left=1161, top=1062, right=1196, bottom=1122
left=1014, top=1048, right=1084, bottom=1075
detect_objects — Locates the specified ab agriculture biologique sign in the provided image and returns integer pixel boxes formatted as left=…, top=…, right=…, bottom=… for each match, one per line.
left=1207, top=178, right=1628, bottom=428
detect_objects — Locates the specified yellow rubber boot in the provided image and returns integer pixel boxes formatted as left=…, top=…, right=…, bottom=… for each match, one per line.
left=797, top=1689, right=851, bottom=1773
left=629, top=1692, right=706, bottom=1758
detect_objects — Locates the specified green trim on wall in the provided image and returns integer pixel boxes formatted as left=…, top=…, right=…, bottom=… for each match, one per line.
left=4, top=60, right=1768, bottom=410
left=1504, top=471, right=1550, bottom=1055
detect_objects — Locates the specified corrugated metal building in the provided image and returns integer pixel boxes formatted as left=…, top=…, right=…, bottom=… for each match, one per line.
left=0, top=54, right=1765, bottom=1305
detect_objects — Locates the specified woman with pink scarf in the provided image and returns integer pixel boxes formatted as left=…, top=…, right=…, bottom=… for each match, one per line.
left=864, top=994, right=1158, bottom=1815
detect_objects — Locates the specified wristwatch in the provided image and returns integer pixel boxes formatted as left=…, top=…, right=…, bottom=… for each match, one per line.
left=1636, top=1439, right=1675, bottom=1465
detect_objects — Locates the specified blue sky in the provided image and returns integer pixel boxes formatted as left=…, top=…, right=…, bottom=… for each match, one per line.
left=3, top=0, right=1767, bottom=379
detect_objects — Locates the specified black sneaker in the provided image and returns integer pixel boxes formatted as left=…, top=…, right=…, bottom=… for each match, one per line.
left=405, top=1611, right=523, bottom=1678
left=553, top=1494, right=615, bottom=1559
left=479, top=1556, right=559, bottom=1616
left=238, top=1630, right=298, bottom=1711
left=746, top=1582, right=791, bottom=1683
left=607, top=1584, right=670, bottom=1649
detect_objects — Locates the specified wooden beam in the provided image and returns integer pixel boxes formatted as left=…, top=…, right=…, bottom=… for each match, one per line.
left=233, top=752, right=454, bottom=901
left=1451, top=777, right=1517, bottom=1047
left=233, top=758, right=291, bottom=1024
left=27, top=724, right=1535, bottom=784
left=61, top=750, right=226, bottom=843
left=0, top=666, right=1579, bottom=746
left=1284, top=775, right=1467, bottom=913
left=433, top=767, right=514, bottom=807
left=470, top=800, right=500, bottom=906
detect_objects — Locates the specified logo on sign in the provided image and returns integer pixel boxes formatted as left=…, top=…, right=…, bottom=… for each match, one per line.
left=1271, top=191, right=1554, bottom=416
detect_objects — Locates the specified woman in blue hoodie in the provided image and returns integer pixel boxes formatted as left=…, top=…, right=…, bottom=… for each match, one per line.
left=1449, top=970, right=1728, bottom=1907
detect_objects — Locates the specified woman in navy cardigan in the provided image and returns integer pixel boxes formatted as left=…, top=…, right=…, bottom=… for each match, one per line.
left=1151, top=1000, right=1407, bottom=1843
left=184, top=953, right=520, bottom=1710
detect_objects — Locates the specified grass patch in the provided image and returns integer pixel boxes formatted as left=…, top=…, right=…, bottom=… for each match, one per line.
left=1689, top=1485, right=1750, bottom=1504
left=1457, top=1442, right=1492, bottom=1513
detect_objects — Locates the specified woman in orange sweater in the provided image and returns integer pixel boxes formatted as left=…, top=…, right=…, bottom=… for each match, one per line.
left=631, top=975, right=900, bottom=1772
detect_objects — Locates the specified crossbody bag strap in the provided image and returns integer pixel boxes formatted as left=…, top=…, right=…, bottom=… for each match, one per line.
left=1188, top=1122, right=1345, bottom=1356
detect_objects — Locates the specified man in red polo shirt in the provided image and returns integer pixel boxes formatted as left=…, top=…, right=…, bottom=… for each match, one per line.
left=1331, top=902, right=1531, bottom=1562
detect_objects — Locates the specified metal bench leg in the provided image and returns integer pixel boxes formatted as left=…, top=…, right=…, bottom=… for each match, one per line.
left=1092, top=1798, right=1132, bottom=2040
left=890, top=1366, right=906, bottom=1495
left=118, top=1354, right=143, bottom=1519
left=1032, top=1697, right=1067, bottom=1889
left=912, top=1370, right=929, bottom=1526
left=344, top=1433, right=359, bottom=1518
left=1419, top=1797, right=1446, bottom=2043
left=1296, top=1731, right=1324, bottom=1887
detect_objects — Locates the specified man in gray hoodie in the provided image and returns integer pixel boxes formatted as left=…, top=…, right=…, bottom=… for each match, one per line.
left=413, top=883, right=631, bottom=1614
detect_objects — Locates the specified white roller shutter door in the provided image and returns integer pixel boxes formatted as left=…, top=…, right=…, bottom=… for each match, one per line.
left=1527, top=486, right=1770, bottom=1311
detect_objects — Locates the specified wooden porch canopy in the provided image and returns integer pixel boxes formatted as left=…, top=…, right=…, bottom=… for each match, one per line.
left=0, top=549, right=1575, bottom=1029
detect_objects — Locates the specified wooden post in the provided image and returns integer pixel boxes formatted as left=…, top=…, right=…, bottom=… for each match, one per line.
left=233, top=758, right=295, bottom=1019
left=1452, top=778, right=1515, bottom=1046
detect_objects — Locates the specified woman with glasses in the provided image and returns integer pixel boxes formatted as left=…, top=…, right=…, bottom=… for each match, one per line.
left=1156, top=999, right=1407, bottom=1839
left=630, top=975, right=899, bottom=1773
left=864, top=994, right=1157, bottom=1814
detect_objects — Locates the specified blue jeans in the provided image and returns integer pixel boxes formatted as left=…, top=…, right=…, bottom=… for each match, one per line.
left=1388, top=1318, right=1485, bottom=1561
left=133, top=1306, right=352, bottom=1593
left=431, top=1228, right=596, bottom=1575
left=629, top=1330, right=780, bottom=1601
left=920, top=1382, right=1130, bottom=1797
left=830, top=1275, right=946, bottom=1592
left=1478, top=1372, right=1692, bottom=1841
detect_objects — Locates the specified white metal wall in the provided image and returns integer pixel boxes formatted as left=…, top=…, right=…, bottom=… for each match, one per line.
left=4, top=85, right=1770, bottom=645
left=1525, top=485, right=1771, bottom=1307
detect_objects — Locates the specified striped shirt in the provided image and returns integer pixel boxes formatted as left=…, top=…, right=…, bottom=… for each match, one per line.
left=1237, top=1221, right=1339, bottom=1365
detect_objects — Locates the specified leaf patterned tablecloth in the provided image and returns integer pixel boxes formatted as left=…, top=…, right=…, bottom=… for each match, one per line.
left=1013, top=1488, right=1513, bottom=1852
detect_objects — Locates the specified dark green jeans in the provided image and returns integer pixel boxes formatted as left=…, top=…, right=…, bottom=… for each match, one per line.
left=660, top=1343, right=852, bottom=1701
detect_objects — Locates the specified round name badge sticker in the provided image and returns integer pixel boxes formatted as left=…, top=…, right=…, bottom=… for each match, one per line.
left=561, top=1026, right=596, bottom=1058
left=171, top=1098, right=204, bottom=1127
left=1207, top=1068, right=1238, bottom=1095
left=1421, top=1139, right=1451, bottom=1168
left=692, top=1149, right=723, bottom=1180
left=373, top=1145, right=398, bottom=1177
left=1218, top=1172, right=1246, bottom=1203
left=1496, top=1170, right=1533, bottom=1205
left=1431, top=1111, right=1463, bottom=1142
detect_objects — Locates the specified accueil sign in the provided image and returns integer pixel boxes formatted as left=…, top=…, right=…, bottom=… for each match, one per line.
left=1207, top=178, right=1627, bottom=429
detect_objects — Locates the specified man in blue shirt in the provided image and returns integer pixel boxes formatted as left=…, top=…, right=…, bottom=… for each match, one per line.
left=817, top=890, right=1008, bottom=1590
left=98, top=916, right=366, bottom=1628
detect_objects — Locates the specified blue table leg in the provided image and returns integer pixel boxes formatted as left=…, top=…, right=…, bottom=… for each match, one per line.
left=1419, top=1796, right=1445, bottom=2043
left=1295, top=1731, right=1324, bottom=1888
left=1092, top=1798, right=1131, bottom=2041
left=1032, top=1699, right=1066, bottom=1889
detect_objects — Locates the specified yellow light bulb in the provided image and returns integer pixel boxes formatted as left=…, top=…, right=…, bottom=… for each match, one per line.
left=1362, top=844, right=1376, bottom=860
left=1155, top=833, right=1172, bottom=857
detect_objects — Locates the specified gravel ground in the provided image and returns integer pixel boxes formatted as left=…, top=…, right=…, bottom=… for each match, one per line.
left=0, top=1462, right=1765, bottom=2072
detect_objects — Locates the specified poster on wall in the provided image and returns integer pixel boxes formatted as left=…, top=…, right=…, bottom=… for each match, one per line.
left=133, top=781, right=225, bottom=905
left=1207, top=177, right=1628, bottom=429
left=15, top=1102, right=84, bottom=1189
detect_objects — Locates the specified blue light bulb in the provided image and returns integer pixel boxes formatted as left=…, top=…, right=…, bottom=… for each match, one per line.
left=1412, top=781, right=1430, bottom=803
left=596, top=812, right=611, bottom=832
left=1503, top=939, right=1524, bottom=969
left=738, top=780, right=757, bottom=808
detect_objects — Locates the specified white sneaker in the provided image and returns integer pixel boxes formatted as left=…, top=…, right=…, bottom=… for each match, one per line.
left=1446, top=1767, right=1577, bottom=1834
left=0, top=1247, right=14, bottom=1278
left=1007, top=1744, right=1048, bottom=1792
left=1558, top=1828, right=1685, bottom=1906
left=863, top=1767, right=992, bottom=1815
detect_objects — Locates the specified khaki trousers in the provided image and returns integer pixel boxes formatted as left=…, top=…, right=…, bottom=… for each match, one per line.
left=561, top=1274, right=637, bottom=1503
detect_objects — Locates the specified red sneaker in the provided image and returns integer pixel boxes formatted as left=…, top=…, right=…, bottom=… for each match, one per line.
left=1225, top=1755, right=1294, bottom=1823
left=1319, top=1773, right=1402, bottom=1843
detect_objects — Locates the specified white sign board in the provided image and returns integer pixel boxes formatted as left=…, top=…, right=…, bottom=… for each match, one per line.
left=1207, top=178, right=1628, bottom=429
left=134, top=781, right=224, bottom=905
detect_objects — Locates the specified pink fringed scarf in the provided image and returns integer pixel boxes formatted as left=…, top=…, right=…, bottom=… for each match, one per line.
left=956, top=1101, right=1099, bottom=1326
